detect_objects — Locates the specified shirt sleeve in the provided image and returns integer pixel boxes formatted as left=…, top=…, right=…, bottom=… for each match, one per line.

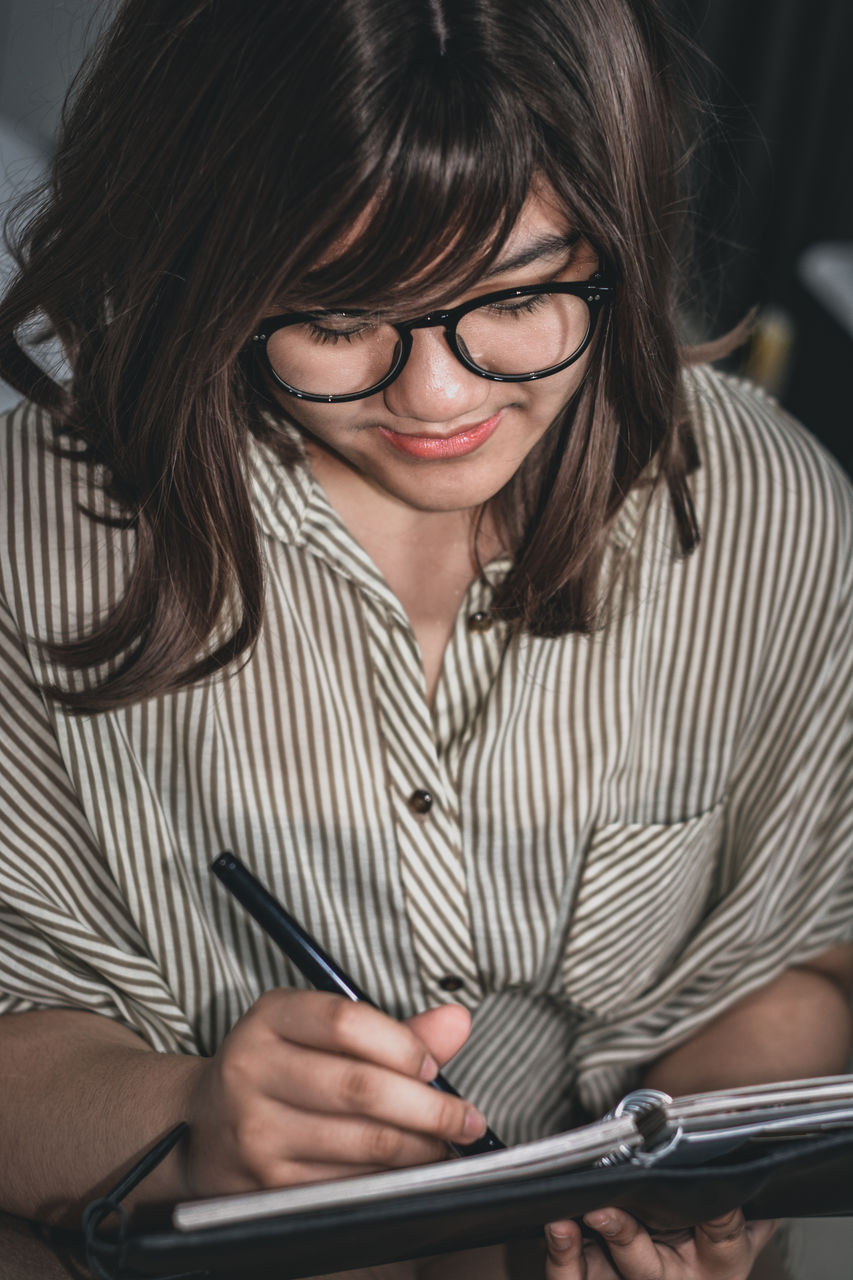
left=0, top=414, right=199, bottom=1054
left=571, top=379, right=853, bottom=1115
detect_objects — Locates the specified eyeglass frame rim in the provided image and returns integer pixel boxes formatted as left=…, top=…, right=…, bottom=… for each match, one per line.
left=251, top=276, right=615, bottom=403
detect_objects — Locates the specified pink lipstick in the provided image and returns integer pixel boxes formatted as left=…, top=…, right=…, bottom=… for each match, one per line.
left=377, top=411, right=502, bottom=459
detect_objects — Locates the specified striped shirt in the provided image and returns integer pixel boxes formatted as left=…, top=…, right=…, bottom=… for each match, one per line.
left=0, top=364, right=851, bottom=1142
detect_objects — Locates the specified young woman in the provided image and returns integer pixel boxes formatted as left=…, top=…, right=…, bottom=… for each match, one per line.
left=0, top=1, right=850, bottom=1277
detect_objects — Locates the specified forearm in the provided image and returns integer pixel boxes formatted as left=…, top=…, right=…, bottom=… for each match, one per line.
left=0, top=1009, right=204, bottom=1224
left=640, top=963, right=853, bottom=1097
left=0, top=994, right=480, bottom=1232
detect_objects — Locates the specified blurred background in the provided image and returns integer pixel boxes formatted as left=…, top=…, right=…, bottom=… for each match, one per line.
left=671, top=0, right=853, bottom=476
left=1, top=0, right=852, bottom=475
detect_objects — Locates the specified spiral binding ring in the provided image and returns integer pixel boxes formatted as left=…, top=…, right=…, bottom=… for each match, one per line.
left=596, top=1089, right=684, bottom=1168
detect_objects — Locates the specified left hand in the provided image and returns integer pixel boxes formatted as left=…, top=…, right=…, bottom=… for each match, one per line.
left=544, top=1207, right=777, bottom=1278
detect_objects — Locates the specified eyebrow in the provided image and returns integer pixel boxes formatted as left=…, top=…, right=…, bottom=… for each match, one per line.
left=283, top=232, right=583, bottom=317
left=482, top=231, right=581, bottom=279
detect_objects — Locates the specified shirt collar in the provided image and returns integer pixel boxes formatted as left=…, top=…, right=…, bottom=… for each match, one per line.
left=246, top=419, right=415, bottom=619
left=246, top=419, right=313, bottom=547
left=245, top=415, right=658, bottom=582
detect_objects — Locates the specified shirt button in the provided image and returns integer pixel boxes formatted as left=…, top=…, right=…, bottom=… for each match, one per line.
left=467, top=610, right=492, bottom=633
left=408, top=789, right=434, bottom=815
left=438, top=975, right=465, bottom=993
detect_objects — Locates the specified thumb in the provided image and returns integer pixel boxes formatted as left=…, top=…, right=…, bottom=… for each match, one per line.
left=406, top=1003, right=472, bottom=1066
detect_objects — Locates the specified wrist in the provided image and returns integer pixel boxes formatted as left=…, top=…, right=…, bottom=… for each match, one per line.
left=119, top=1052, right=208, bottom=1216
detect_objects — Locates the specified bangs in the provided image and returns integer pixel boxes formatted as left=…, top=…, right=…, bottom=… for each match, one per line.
left=282, top=70, right=541, bottom=314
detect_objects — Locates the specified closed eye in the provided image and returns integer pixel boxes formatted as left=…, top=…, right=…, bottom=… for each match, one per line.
left=483, top=293, right=551, bottom=317
left=303, top=315, right=381, bottom=344
left=305, top=322, right=366, bottom=345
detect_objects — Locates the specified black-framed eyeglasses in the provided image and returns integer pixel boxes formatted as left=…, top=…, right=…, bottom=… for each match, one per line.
left=251, top=277, right=614, bottom=403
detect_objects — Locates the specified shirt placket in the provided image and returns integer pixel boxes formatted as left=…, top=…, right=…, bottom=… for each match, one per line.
left=290, top=476, right=509, bottom=1010
left=361, top=593, right=484, bottom=1008
left=370, top=566, right=511, bottom=1010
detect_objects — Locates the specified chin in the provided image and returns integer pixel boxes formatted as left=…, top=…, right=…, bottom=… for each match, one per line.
left=381, top=467, right=514, bottom=514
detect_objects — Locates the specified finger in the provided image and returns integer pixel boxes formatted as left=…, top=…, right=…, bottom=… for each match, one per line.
left=545, top=1219, right=588, bottom=1278
left=254, top=989, right=441, bottom=1080
left=271, top=1107, right=450, bottom=1172
left=406, top=1003, right=472, bottom=1065
left=694, top=1208, right=751, bottom=1272
left=583, top=1209, right=663, bottom=1279
left=694, top=1210, right=776, bottom=1272
left=259, top=1040, right=486, bottom=1145
left=228, top=1097, right=450, bottom=1186
left=746, top=1218, right=779, bottom=1253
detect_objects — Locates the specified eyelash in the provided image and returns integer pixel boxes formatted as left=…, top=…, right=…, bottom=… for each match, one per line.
left=305, top=322, right=372, bottom=345
left=485, top=293, right=550, bottom=317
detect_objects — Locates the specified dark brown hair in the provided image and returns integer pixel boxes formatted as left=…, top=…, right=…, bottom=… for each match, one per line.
left=0, top=0, right=707, bottom=711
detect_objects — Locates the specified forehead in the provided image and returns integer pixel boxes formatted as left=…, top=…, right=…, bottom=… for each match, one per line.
left=479, top=189, right=579, bottom=277
left=495, top=188, right=574, bottom=252
left=297, top=184, right=575, bottom=312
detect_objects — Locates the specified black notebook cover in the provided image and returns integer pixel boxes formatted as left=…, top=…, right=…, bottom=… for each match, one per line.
left=86, top=1128, right=853, bottom=1280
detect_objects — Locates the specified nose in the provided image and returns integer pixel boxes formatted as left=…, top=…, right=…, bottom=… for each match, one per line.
left=381, top=326, right=492, bottom=424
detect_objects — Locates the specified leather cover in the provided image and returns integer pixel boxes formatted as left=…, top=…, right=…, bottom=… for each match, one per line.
left=86, top=1129, right=853, bottom=1279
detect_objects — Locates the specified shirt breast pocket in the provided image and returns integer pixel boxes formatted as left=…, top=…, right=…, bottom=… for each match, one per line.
left=561, top=801, right=726, bottom=1019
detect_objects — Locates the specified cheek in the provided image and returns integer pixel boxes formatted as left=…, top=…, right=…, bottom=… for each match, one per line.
left=275, top=398, right=359, bottom=449
left=527, top=366, right=587, bottom=426
left=546, top=352, right=594, bottom=413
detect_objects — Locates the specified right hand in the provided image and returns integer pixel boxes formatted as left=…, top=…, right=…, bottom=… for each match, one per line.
left=180, top=990, right=484, bottom=1197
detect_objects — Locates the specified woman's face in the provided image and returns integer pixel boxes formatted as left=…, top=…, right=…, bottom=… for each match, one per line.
left=275, top=190, right=599, bottom=518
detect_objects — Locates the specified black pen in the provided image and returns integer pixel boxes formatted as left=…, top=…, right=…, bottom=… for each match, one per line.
left=211, top=851, right=505, bottom=1156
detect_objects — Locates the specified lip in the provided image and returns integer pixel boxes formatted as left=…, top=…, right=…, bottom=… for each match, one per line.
left=377, top=411, right=503, bottom=459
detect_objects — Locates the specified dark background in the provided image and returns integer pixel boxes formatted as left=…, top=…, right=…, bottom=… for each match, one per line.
left=669, top=0, right=853, bottom=473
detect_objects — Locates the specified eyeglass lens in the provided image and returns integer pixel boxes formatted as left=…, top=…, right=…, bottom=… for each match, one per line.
left=265, top=290, right=591, bottom=398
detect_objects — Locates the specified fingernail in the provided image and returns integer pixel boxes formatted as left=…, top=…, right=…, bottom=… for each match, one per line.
left=546, top=1225, right=573, bottom=1252
left=584, top=1211, right=615, bottom=1235
left=420, top=1054, right=439, bottom=1082
left=463, top=1107, right=487, bottom=1138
